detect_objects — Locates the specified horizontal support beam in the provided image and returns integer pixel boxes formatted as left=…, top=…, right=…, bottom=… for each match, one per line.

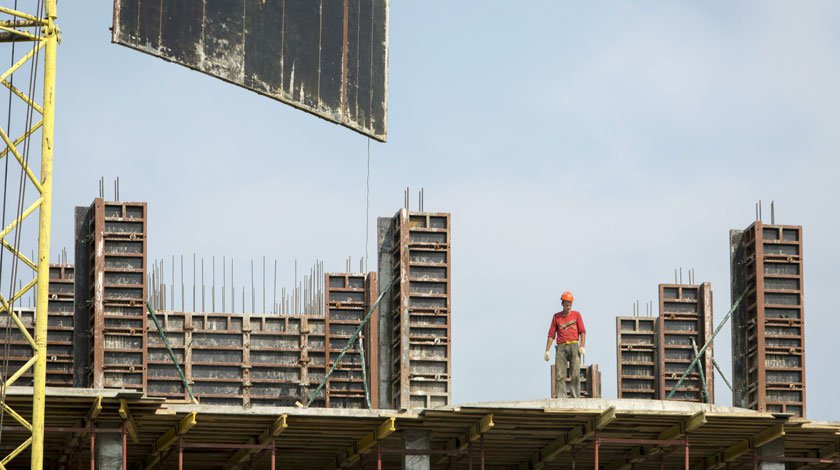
left=605, top=411, right=706, bottom=470
left=518, top=407, right=616, bottom=470
left=224, top=415, right=288, bottom=470
left=339, top=417, right=396, bottom=467
left=794, top=440, right=840, bottom=470
left=434, top=414, right=495, bottom=465
left=144, top=412, right=197, bottom=470
left=118, top=399, right=140, bottom=444
left=706, top=422, right=785, bottom=470
left=88, top=396, right=102, bottom=420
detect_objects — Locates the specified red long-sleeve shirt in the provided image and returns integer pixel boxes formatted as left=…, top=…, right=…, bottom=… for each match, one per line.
left=547, top=310, right=586, bottom=344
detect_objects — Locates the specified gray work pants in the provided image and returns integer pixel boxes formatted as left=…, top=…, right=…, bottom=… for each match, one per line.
left=554, top=342, right=581, bottom=398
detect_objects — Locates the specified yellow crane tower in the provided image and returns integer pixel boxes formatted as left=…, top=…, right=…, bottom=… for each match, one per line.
left=0, top=1, right=58, bottom=468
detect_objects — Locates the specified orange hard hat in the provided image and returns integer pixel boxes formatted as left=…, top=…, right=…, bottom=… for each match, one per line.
left=561, top=291, right=574, bottom=302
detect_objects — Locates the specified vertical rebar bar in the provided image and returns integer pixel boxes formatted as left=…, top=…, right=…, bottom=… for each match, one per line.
left=212, top=256, right=216, bottom=312
left=222, top=256, right=226, bottom=313
left=201, top=257, right=205, bottom=313
left=171, top=255, right=175, bottom=311
left=273, top=259, right=277, bottom=314
left=262, top=256, right=266, bottom=314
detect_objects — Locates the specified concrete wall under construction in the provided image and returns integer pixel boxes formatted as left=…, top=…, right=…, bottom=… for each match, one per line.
left=730, top=221, right=806, bottom=417
left=47, top=197, right=455, bottom=410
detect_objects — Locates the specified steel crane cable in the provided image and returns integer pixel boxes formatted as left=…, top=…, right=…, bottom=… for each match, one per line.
left=364, top=137, right=370, bottom=272
left=1, top=0, right=23, bottom=399
left=0, top=0, right=45, bottom=446
left=0, top=0, right=24, bottom=446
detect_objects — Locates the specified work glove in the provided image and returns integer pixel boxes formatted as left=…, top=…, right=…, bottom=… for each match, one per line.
left=580, top=347, right=586, bottom=355
left=544, top=351, right=550, bottom=361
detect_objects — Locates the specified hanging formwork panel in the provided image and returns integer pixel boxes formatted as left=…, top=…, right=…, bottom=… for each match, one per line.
left=657, top=283, right=714, bottom=403
left=1, top=265, right=76, bottom=388
left=615, top=316, right=658, bottom=399
left=86, top=199, right=148, bottom=390
left=550, top=364, right=602, bottom=398
left=324, top=272, right=379, bottom=409
left=390, top=209, right=451, bottom=409
left=731, top=222, right=805, bottom=417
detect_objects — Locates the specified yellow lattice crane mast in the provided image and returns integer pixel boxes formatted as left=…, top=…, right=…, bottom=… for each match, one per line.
left=0, top=1, right=57, bottom=468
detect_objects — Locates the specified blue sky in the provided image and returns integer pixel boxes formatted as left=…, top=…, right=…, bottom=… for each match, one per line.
left=40, top=2, right=840, bottom=419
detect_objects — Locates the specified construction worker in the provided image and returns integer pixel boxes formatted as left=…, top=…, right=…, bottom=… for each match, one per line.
left=544, top=291, right=587, bottom=398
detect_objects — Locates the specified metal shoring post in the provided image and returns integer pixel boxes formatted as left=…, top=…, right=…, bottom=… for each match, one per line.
left=90, top=422, right=95, bottom=470
left=377, top=442, right=382, bottom=470
left=480, top=433, right=485, bottom=470
left=752, top=446, right=758, bottom=470
left=468, top=441, right=473, bottom=470
left=479, top=434, right=484, bottom=470
left=122, top=424, right=128, bottom=470
left=594, top=431, right=599, bottom=470
left=572, top=444, right=576, bottom=470
left=659, top=450, right=664, bottom=470
left=271, top=438, right=276, bottom=470
left=179, top=436, right=184, bottom=470
left=684, top=435, right=689, bottom=470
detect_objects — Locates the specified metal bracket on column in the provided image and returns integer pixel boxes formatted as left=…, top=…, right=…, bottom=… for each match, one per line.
left=706, top=422, right=785, bottom=470
left=517, top=406, right=616, bottom=470
left=338, top=417, right=397, bottom=468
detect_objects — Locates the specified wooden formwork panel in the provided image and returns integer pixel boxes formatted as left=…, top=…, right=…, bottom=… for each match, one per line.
left=615, top=316, right=658, bottom=399
left=731, top=222, right=805, bottom=417
left=550, top=364, right=601, bottom=398
left=87, top=199, right=148, bottom=390
left=657, top=283, right=714, bottom=403
left=325, top=272, right=378, bottom=409
left=390, top=210, right=451, bottom=409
